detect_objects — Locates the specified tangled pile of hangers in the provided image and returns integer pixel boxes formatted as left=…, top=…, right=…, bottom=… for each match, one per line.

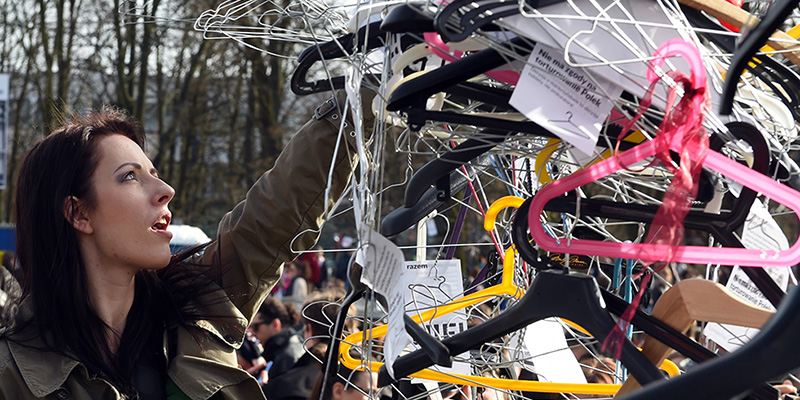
left=285, top=0, right=800, bottom=398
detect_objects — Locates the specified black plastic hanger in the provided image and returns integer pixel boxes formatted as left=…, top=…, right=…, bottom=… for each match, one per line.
left=379, top=2, right=435, bottom=34
left=682, top=4, right=800, bottom=121
left=401, top=108, right=555, bottom=134
left=434, top=0, right=562, bottom=42
left=380, top=155, right=488, bottom=237
left=441, top=82, right=517, bottom=112
left=719, top=0, right=798, bottom=115
left=377, top=269, right=666, bottom=387
left=290, top=21, right=386, bottom=95
left=387, top=35, right=533, bottom=112
left=403, top=129, right=511, bottom=207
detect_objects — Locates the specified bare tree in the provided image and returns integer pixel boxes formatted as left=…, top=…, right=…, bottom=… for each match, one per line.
left=0, top=0, right=323, bottom=230
left=37, top=0, right=82, bottom=129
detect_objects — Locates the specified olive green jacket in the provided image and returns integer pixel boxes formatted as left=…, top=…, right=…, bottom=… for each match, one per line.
left=0, top=94, right=358, bottom=399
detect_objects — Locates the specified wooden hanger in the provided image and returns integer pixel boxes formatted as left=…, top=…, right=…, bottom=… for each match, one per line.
left=616, top=278, right=774, bottom=395
left=617, top=282, right=800, bottom=400
left=677, top=0, right=800, bottom=67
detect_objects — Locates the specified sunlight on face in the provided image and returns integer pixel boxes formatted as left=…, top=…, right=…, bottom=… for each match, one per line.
left=81, top=134, right=175, bottom=272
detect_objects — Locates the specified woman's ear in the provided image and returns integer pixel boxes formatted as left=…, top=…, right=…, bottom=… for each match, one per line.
left=63, top=196, right=93, bottom=234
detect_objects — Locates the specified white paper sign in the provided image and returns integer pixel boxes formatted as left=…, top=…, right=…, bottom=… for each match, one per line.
left=355, top=226, right=408, bottom=378
left=357, top=227, right=404, bottom=296
left=401, top=259, right=471, bottom=382
left=499, top=0, right=733, bottom=119
left=702, top=266, right=785, bottom=352
left=703, top=199, right=789, bottom=351
left=522, top=319, right=587, bottom=384
left=740, top=200, right=791, bottom=252
left=501, top=0, right=681, bottom=107
left=510, top=43, right=623, bottom=157
left=384, top=284, right=409, bottom=379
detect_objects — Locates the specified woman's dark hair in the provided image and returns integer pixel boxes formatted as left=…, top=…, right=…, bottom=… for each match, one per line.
left=12, top=106, right=217, bottom=396
left=258, top=296, right=301, bottom=326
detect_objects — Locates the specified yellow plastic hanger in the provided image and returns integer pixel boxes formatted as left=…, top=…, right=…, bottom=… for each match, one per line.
left=534, top=131, right=648, bottom=186
left=339, top=196, right=675, bottom=395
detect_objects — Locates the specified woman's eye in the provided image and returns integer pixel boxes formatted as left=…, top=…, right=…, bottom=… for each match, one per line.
left=122, top=171, right=136, bottom=181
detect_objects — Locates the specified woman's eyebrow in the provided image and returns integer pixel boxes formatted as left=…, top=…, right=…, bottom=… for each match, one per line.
left=114, top=162, right=142, bottom=174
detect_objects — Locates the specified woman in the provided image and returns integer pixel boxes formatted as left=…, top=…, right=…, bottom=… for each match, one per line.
left=0, top=91, right=360, bottom=399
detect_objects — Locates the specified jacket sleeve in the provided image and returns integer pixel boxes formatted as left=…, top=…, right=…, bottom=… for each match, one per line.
left=200, top=91, right=359, bottom=323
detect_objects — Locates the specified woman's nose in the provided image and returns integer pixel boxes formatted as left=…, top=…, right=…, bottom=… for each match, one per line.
left=155, top=179, right=175, bottom=204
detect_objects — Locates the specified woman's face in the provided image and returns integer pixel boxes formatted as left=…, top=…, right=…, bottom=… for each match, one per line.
left=80, top=134, right=175, bottom=271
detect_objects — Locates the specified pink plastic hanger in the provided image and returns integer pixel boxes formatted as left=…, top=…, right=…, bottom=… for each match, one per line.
left=527, top=39, right=800, bottom=267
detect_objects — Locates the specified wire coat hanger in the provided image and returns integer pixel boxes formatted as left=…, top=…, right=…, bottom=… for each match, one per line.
left=527, top=41, right=800, bottom=267
left=376, top=269, right=667, bottom=388
left=348, top=198, right=636, bottom=396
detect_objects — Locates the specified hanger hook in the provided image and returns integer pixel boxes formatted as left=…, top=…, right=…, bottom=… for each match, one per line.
left=646, top=39, right=706, bottom=90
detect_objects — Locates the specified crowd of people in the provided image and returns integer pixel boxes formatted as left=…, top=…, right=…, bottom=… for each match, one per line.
left=238, top=257, right=377, bottom=400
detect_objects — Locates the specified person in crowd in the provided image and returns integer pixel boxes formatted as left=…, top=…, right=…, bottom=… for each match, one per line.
left=321, top=277, right=347, bottom=297
left=0, top=90, right=364, bottom=398
left=263, top=292, right=343, bottom=400
left=0, top=251, right=20, bottom=319
left=307, top=364, right=378, bottom=400
left=238, top=329, right=268, bottom=384
left=249, top=296, right=304, bottom=380
left=333, top=250, right=353, bottom=284
left=474, top=370, right=511, bottom=400
left=298, top=248, right=323, bottom=288
left=283, top=260, right=310, bottom=310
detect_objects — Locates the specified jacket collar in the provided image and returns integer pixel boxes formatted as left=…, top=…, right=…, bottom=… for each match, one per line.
left=7, top=287, right=251, bottom=399
left=6, top=297, right=84, bottom=398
